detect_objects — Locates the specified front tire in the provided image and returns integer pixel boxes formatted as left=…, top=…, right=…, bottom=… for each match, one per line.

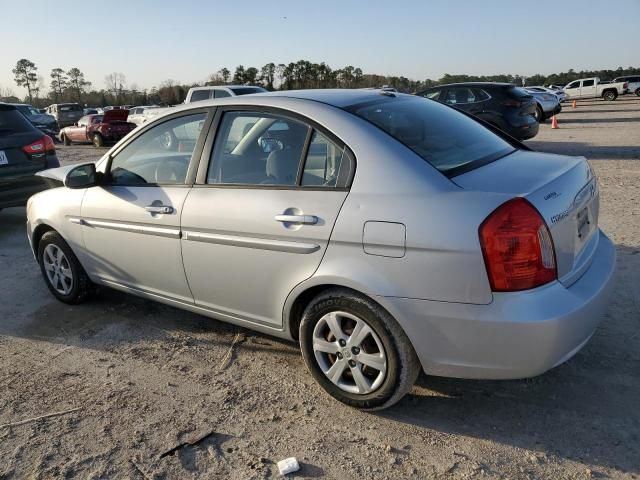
left=38, top=231, right=93, bottom=304
left=635, top=88, right=640, bottom=97
left=62, top=134, right=71, bottom=146
left=299, top=288, right=420, bottom=410
left=92, top=133, right=104, bottom=148
left=603, top=90, right=617, bottom=101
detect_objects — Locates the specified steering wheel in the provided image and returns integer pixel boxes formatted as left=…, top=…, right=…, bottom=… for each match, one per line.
left=154, top=157, right=188, bottom=184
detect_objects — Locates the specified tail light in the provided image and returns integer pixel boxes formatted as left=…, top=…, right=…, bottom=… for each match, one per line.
left=501, top=98, right=523, bottom=107
left=479, top=198, right=557, bottom=292
left=22, top=136, right=56, bottom=156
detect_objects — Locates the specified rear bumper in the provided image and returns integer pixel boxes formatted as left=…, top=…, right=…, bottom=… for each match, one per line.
left=380, top=230, right=616, bottom=380
left=509, top=119, right=539, bottom=140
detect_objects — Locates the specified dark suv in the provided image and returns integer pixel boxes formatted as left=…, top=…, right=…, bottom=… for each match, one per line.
left=416, top=83, right=539, bottom=140
left=0, top=104, right=60, bottom=210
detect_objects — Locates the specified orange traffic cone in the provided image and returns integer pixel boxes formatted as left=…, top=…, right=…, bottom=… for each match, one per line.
left=572, top=100, right=577, bottom=108
left=551, top=116, right=559, bottom=129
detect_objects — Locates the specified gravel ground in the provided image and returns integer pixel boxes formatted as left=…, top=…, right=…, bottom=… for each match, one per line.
left=0, top=96, right=639, bottom=479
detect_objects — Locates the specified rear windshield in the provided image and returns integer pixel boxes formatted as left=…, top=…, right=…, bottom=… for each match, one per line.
left=346, top=96, right=515, bottom=176
left=60, top=104, right=82, bottom=112
left=229, top=87, right=264, bottom=95
left=509, top=87, right=533, bottom=98
left=0, top=108, right=36, bottom=134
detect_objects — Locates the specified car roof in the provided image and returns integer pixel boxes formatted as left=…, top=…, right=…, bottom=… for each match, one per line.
left=429, top=82, right=515, bottom=88
left=254, top=89, right=402, bottom=108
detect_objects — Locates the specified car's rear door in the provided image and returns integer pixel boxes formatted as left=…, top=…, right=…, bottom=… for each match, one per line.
left=180, top=108, right=354, bottom=328
left=580, top=79, right=597, bottom=98
left=79, top=110, right=211, bottom=302
left=0, top=106, right=47, bottom=206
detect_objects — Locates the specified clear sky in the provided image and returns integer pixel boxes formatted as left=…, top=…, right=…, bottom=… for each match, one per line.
left=1, top=0, right=639, bottom=95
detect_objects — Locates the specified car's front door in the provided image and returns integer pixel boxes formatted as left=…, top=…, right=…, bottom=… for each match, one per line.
left=180, top=109, right=354, bottom=328
left=79, top=111, right=210, bottom=302
left=564, top=80, right=580, bottom=99
left=580, top=79, right=597, bottom=98
left=66, top=116, right=89, bottom=142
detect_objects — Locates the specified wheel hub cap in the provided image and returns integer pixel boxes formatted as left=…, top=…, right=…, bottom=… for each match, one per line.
left=312, top=311, right=387, bottom=395
left=43, top=244, right=73, bottom=295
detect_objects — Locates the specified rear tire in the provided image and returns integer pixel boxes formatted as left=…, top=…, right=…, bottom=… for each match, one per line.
left=299, top=288, right=420, bottom=410
left=635, top=88, right=640, bottom=97
left=603, top=90, right=617, bottom=101
left=62, top=134, right=71, bottom=146
left=534, top=105, right=544, bottom=123
left=37, top=231, right=93, bottom=304
left=92, top=133, right=104, bottom=148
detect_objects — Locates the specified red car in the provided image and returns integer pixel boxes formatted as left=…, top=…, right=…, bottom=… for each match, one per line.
left=59, top=110, right=136, bottom=147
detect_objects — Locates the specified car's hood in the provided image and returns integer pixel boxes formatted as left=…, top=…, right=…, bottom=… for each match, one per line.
left=103, top=109, right=130, bottom=122
left=28, top=113, right=56, bottom=125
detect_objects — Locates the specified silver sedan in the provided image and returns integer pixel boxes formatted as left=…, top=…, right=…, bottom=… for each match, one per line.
left=27, top=90, right=616, bottom=410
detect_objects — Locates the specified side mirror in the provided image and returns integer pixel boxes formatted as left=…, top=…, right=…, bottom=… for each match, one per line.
left=64, top=163, right=98, bottom=189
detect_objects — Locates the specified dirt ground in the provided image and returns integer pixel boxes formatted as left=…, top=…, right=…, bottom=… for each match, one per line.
left=1, top=96, right=639, bottom=480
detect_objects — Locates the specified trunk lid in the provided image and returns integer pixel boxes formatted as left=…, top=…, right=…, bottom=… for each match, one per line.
left=454, top=150, right=599, bottom=286
left=103, top=109, right=130, bottom=123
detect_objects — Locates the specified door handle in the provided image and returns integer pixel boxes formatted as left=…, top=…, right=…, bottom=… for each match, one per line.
left=274, top=214, right=318, bottom=225
left=145, top=205, right=174, bottom=214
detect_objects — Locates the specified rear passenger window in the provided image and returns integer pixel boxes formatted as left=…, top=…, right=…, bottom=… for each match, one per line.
left=301, top=132, right=345, bottom=187
left=582, top=79, right=594, bottom=87
left=190, top=90, right=211, bottom=102
left=444, top=88, right=476, bottom=104
left=208, top=112, right=309, bottom=186
left=214, top=90, right=231, bottom=98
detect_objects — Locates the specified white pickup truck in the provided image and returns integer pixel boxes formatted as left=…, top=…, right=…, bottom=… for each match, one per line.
left=563, top=77, right=628, bottom=101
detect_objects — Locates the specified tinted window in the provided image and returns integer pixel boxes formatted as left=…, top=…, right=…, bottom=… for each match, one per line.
left=0, top=108, right=35, bottom=134
left=473, top=88, right=491, bottom=101
left=229, top=87, right=265, bottom=95
left=60, top=104, right=82, bottom=112
left=509, top=87, right=532, bottom=99
left=420, top=90, right=441, bottom=100
left=443, top=88, right=478, bottom=104
left=214, top=90, right=231, bottom=98
left=207, top=111, right=309, bottom=185
left=582, top=79, right=595, bottom=87
left=347, top=97, right=515, bottom=176
left=301, top=132, right=345, bottom=187
left=109, top=113, right=206, bottom=185
left=565, top=81, right=579, bottom=89
left=190, top=90, right=211, bottom=102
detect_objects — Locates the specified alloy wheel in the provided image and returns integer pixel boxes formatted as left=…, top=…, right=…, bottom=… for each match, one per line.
left=42, top=244, right=73, bottom=295
left=312, top=311, right=387, bottom=394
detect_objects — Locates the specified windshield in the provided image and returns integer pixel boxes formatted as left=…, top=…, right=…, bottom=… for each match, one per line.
left=346, top=96, right=515, bottom=176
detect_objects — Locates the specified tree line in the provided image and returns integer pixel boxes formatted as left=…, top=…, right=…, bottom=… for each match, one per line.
left=2, top=57, right=640, bottom=108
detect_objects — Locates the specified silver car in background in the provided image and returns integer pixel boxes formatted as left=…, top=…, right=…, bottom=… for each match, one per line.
left=27, top=90, right=616, bottom=410
left=527, top=85, right=568, bottom=103
left=525, top=87, right=562, bottom=121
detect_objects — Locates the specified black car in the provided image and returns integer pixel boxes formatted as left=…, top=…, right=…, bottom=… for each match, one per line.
left=416, top=83, right=539, bottom=140
left=0, top=104, right=60, bottom=211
